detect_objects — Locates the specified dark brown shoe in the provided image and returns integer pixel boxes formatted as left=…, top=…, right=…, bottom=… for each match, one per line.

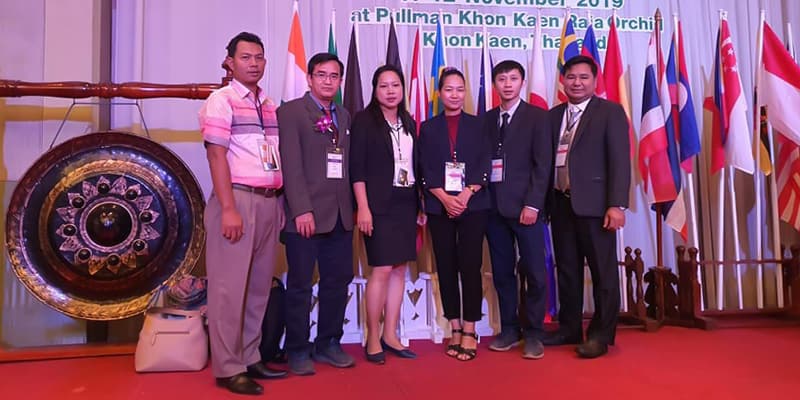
left=216, top=373, right=263, bottom=395
left=246, top=362, right=288, bottom=379
left=576, top=339, right=608, bottom=359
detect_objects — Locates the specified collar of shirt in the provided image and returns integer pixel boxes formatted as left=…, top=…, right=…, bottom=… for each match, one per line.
left=230, top=78, right=268, bottom=104
left=498, top=97, right=522, bottom=125
left=308, top=92, right=338, bottom=128
left=567, top=97, right=591, bottom=116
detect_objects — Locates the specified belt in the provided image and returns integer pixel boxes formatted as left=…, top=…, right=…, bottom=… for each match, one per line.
left=232, top=183, right=283, bottom=198
left=555, top=189, right=571, bottom=198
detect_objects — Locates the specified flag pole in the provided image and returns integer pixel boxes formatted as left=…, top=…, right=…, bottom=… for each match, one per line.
left=675, top=12, right=705, bottom=310
left=715, top=10, right=726, bottom=311
left=753, top=10, right=766, bottom=309
left=654, top=9, right=664, bottom=268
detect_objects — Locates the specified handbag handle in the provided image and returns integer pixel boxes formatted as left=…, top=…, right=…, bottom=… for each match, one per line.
left=147, top=307, right=202, bottom=318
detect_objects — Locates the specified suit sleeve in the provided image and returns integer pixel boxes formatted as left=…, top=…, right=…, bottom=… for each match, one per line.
left=418, top=122, right=441, bottom=189
left=524, top=110, right=553, bottom=210
left=605, top=103, right=631, bottom=208
left=349, top=113, right=368, bottom=184
left=277, top=103, right=313, bottom=220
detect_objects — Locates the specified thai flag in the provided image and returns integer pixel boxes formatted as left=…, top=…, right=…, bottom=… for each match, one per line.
left=662, top=37, right=687, bottom=240
left=639, top=31, right=678, bottom=204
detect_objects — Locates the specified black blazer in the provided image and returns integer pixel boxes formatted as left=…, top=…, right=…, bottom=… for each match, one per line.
left=548, top=96, right=631, bottom=217
left=418, top=112, right=491, bottom=215
left=485, top=101, right=553, bottom=218
left=349, top=108, right=419, bottom=215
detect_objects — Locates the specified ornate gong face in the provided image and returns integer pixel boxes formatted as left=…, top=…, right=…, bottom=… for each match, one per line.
left=6, top=132, right=205, bottom=320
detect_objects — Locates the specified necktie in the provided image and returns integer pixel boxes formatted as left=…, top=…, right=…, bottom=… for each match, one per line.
left=556, top=107, right=581, bottom=191
left=497, top=112, right=509, bottom=155
left=323, top=108, right=339, bottom=145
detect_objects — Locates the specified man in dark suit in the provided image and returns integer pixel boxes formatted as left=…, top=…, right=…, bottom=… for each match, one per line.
left=278, top=52, right=355, bottom=375
left=544, top=55, right=630, bottom=359
left=484, top=60, right=552, bottom=359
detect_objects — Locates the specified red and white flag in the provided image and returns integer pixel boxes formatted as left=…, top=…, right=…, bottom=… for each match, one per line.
left=758, top=22, right=800, bottom=147
left=527, top=11, right=547, bottom=109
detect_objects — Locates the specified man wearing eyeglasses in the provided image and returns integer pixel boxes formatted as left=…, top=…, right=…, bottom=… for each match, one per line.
left=278, top=52, right=355, bottom=376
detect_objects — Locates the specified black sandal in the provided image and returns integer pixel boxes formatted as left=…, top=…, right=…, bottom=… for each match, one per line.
left=446, top=328, right=463, bottom=358
left=458, top=331, right=479, bottom=362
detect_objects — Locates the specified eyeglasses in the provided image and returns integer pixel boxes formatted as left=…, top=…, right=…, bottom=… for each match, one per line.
left=312, top=72, right=341, bottom=82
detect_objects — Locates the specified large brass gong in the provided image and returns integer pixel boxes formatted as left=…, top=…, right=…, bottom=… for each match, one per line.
left=5, top=131, right=205, bottom=320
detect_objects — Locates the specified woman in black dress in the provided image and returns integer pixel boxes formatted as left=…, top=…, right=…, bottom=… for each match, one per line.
left=350, top=64, right=419, bottom=364
left=418, top=68, right=491, bottom=361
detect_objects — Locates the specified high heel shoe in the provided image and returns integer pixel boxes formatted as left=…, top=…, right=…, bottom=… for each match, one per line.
left=380, top=338, right=417, bottom=359
left=446, top=328, right=463, bottom=358
left=364, top=345, right=385, bottom=364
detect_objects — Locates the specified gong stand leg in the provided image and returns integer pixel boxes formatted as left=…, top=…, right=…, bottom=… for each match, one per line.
left=86, top=321, right=109, bottom=343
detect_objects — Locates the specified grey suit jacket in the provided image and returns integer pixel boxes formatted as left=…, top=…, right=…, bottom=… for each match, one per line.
left=277, top=92, right=354, bottom=234
left=549, top=96, right=630, bottom=217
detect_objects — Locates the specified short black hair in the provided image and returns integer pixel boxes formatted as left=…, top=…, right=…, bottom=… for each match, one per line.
left=308, top=52, right=344, bottom=76
left=226, top=32, right=264, bottom=57
left=437, top=67, right=465, bottom=91
left=492, top=60, right=525, bottom=81
left=560, top=55, right=597, bottom=77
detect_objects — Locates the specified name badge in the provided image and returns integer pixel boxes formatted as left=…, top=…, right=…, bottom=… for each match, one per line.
left=490, top=157, right=504, bottom=183
left=555, top=143, right=569, bottom=167
left=444, top=161, right=465, bottom=192
left=326, top=146, right=344, bottom=179
left=257, top=139, right=281, bottom=171
left=395, top=158, right=411, bottom=187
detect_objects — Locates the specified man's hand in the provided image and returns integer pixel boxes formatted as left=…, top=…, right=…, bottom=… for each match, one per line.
left=221, top=206, right=244, bottom=242
left=519, top=207, right=539, bottom=226
left=603, top=207, right=626, bottom=231
left=295, top=212, right=316, bottom=238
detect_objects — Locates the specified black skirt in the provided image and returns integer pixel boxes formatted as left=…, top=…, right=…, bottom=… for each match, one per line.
left=363, top=186, right=418, bottom=266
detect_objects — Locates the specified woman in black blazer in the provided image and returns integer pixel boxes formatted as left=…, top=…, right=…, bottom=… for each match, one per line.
left=418, top=68, right=490, bottom=361
left=350, top=64, right=419, bottom=364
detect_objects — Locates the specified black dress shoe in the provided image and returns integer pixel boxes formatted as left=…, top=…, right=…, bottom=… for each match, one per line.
left=576, top=339, right=608, bottom=359
left=216, top=373, right=263, bottom=395
left=541, top=332, right=582, bottom=346
left=364, top=347, right=386, bottom=364
left=246, top=362, right=288, bottom=379
left=380, top=338, right=417, bottom=359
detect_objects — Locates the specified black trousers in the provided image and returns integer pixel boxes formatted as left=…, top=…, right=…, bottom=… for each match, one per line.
left=283, top=217, right=354, bottom=354
left=551, top=192, right=619, bottom=345
left=427, top=211, right=489, bottom=322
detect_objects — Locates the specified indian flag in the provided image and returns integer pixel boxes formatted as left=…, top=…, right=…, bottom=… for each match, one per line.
left=282, top=0, right=307, bottom=103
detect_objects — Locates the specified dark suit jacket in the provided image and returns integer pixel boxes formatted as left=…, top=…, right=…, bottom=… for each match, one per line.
left=549, top=96, right=631, bottom=217
left=418, top=112, right=491, bottom=215
left=349, top=108, right=419, bottom=215
left=277, top=92, right=354, bottom=234
left=486, top=101, right=553, bottom=218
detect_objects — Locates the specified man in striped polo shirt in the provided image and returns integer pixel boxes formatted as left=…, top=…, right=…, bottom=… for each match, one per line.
left=199, top=31, right=287, bottom=396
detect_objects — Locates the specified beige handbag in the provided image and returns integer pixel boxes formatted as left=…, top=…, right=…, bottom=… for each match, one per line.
left=134, top=307, right=208, bottom=372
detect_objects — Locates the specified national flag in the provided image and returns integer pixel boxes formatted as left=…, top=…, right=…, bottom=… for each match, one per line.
left=758, top=22, right=800, bottom=147
left=711, top=18, right=754, bottom=175
left=603, top=17, right=635, bottom=158
left=675, top=23, right=702, bottom=172
left=554, top=14, right=579, bottom=105
left=477, top=27, right=495, bottom=114
left=462, top=59, right=475, bottom=114
left=343, top=22, right=364, bottom=117
left=639, top=30, right=678, bottom=204
left=663, top=35, right=687, bottom=240
left=527, top=11, right=548, bottom=109
left=386, top=16, right=402, bottom=71
left=327, top=10, right=342, bottom=105
left=408, top=22, right=427, bottom=136
left=428, top=18, right=447, bottom=117
left=282, top=1, right=307, bottom=103
left=580, top=25, right=606, bottom=98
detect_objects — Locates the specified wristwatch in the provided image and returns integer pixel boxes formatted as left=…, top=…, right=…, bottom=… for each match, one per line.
left=618, top=206, right=627, bottom=211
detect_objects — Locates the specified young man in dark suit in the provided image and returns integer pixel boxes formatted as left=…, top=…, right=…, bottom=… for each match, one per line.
left=277, top=53, right=355, bottom=375
left=484, top=60, right=553, bottom=359
left=544, top=55, right=631, bottom=359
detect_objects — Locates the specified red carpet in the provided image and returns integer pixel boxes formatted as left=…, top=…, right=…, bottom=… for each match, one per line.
left=1, top=326, right=798, bottom=399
